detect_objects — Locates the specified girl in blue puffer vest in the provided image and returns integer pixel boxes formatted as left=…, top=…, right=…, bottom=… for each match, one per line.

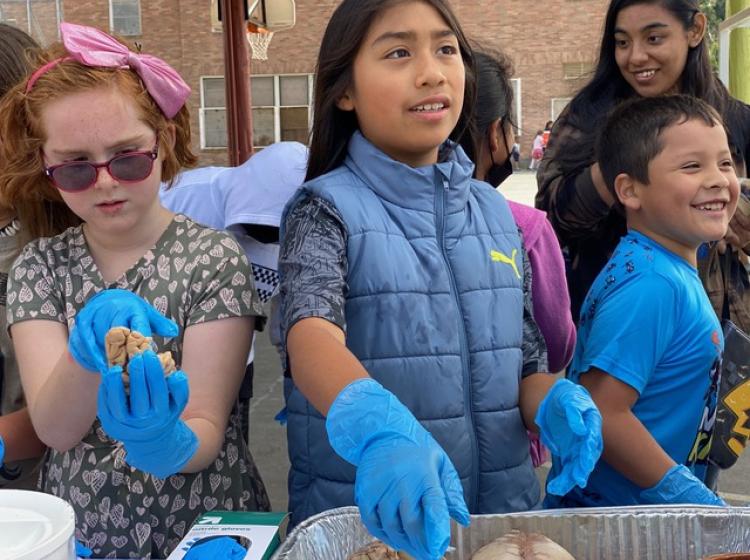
left=277, top=1, right=604, bottom=558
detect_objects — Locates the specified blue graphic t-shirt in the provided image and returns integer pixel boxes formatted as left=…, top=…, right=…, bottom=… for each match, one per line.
left=548, top=230, right=722, bottom=507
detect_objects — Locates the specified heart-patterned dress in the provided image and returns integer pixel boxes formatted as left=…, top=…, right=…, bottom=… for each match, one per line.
left=7, top=214, right=270, bottom=558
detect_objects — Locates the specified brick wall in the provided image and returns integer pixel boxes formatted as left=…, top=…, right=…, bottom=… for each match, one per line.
left=455, top=0, right=607, bottom=157
left=0, top=0, right=62, bottom=48
left=9, top=0, right=609, bottom=165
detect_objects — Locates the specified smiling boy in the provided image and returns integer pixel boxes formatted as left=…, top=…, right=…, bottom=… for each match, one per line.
left=545, top=95, right=737, bottom=507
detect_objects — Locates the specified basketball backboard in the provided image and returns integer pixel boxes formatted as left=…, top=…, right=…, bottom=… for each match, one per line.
left=247, top=0, right=296, bottom=32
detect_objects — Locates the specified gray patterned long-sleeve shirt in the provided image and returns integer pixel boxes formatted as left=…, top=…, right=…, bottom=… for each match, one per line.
left=278, top=194, right=548, bottom=376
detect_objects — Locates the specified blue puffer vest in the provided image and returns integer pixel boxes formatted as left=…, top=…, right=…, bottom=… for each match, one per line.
left=284, top=132, right=540, bottom=524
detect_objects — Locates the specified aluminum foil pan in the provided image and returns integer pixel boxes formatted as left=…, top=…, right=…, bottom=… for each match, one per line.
left=272, top=505, right=750, bottom=560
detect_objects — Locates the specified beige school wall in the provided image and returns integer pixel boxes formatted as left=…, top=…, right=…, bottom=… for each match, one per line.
left=8, top=0, right=610, bottom=166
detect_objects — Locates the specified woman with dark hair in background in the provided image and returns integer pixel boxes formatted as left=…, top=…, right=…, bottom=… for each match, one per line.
left=536, top=0, right=750, bottom=325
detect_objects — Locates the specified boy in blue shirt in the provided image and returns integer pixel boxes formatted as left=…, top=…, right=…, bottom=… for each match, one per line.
left=546, top=95, right=738, bottom=507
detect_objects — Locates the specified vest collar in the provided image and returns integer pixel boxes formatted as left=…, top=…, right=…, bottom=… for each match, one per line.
left=344, top=131, right=475, bottom=214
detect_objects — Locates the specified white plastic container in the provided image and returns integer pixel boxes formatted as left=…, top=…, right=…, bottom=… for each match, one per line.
left=0, top=489, right=76, bottom=560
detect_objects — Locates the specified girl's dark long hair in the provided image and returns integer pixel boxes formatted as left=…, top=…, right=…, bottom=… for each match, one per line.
left=559, top=0, right=728, bottom=170
left=305, top=0, right=476, bottom=181
left=0, top=23, right=38, bottom=98
left=457, top=49, right=515, bottom=166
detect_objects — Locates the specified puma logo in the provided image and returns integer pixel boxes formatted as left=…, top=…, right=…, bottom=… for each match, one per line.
left=490, top=249, right=520, bottom=279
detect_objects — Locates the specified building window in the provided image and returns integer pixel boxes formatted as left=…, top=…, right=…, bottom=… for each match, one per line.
left=562, top=62, right=594, bottom=80
left=200, top=77, right=227, bottom=149
left=110, top=0, right=141, bottom=36
left=199, top=74, right=313, bottom=150
left=551, top=97, right=572, bottom=121
left=210, top=0, right=222, bottom=32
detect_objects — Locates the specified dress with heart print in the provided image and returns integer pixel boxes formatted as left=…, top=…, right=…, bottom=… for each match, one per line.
left=7, top=214, right=270, bottom=558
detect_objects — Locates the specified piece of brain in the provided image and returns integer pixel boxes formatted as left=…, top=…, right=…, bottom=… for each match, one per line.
left=348, top=542, right=419, bottom=560
left=470, top=530, right=575, bottom=560
left=105, top=327, right=176, bottom=387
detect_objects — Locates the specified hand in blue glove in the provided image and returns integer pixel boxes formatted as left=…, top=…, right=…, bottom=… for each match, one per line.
left=69, top=289, right=179, bottom=373
left=184, top=536, right=247, bottom=560
left=327, top=378, right=469, bottom=560
left=74, top=539, right=92, bottom=558
left=640, top=464, right=726, bottom=506
left=0, top=435, right=4, bottom=468
left=97, top=350, right=198, bottom=479
left=535, top=379, right=603, bottom=496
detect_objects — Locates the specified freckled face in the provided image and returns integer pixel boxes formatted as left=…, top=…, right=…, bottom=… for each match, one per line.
left=40, top=86, right=166, bottom=236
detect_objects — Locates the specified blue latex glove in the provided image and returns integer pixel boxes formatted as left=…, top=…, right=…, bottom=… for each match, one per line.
left=69, top=289, right=179, bottom=373
left=184, top=536, right=247, bottom=560
left=75, top=539, right=92, bottom=558
left=274, top=406, right=288, bottom=425
left=535, top=378, right=603, bottom=496
left=326, top=378, right=469, bottom=560
left=97, top=350, right=198, bottom=478
left=0, top=435, right=4, bottom=468
left=640, top=464, right=726, bottom=506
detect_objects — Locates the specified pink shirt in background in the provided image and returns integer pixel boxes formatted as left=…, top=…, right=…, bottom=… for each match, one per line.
left=509, top=200, right=576, bottom=373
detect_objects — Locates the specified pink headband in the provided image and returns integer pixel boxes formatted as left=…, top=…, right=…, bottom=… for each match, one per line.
left=25, top=22, right=190, bottom=118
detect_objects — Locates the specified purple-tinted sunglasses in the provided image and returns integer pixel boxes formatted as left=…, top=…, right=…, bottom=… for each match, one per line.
left=44, top=142, right=159, bottom=193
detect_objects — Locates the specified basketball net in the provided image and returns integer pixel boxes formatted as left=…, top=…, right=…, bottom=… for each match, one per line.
left=246, top=21, right=273, bottom=61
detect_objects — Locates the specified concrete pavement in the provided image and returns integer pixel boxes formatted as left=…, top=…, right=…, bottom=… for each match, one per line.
left=501, top=168, right=538, bottom=207
left=249, top=169, right=750, bottom=512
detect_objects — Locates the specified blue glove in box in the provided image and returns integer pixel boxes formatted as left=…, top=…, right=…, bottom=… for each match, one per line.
left=165, top=511, right=288, bottom=560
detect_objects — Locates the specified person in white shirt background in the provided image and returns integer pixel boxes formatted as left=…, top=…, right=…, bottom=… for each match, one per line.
left=160, top=140, right=308, bottom=440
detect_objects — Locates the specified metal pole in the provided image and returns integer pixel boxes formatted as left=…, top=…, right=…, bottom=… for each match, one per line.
left=26, top=0, right=32, bottom=35
left=720, top=23, right=730, bottom=87
left=55, top=0, right=62, bottom=38
left=220, top=0, right=253, bottom=166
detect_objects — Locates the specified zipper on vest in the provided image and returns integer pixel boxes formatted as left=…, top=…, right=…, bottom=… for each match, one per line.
left=435, top=172, right=479, bottom=512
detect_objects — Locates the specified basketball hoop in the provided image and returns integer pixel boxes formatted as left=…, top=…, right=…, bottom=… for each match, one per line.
left=246, top=21, right=274, bottom=61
